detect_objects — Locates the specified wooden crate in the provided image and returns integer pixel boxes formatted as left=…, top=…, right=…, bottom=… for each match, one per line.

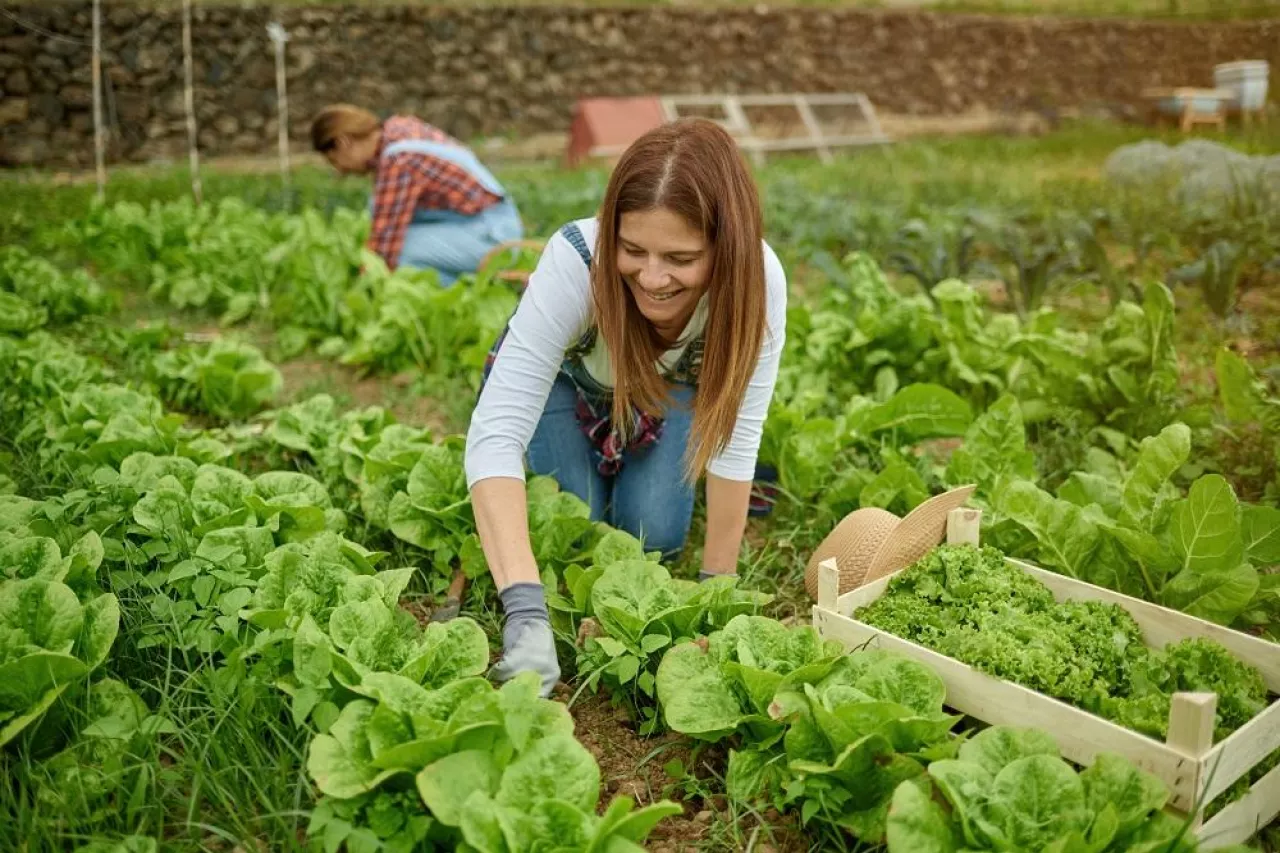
left=811, top=509, right=1280, bottom=850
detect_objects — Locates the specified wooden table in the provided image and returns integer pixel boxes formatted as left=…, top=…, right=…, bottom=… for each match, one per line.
left=1142, top=86, right=1237, bottom=132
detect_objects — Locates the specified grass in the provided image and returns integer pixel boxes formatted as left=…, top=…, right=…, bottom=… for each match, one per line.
left=0, top=607, right=313, bottom=853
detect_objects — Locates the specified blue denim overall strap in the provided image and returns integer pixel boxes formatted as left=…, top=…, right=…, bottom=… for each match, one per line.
left=382, top=137, right=509, bottom=199
left=550, top=223, right=608, bottom=398
left=481, top=223, right=594, bottom=390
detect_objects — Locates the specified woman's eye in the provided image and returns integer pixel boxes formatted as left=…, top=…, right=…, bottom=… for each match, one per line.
left=624, top=247, right=645, bottom=257
left=670, top=257, right=695, bottom=267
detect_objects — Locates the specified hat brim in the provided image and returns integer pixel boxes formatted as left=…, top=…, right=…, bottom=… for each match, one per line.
left=862, top=485, right=976, bottom=585
left=805, top=506, right=900, bottom=599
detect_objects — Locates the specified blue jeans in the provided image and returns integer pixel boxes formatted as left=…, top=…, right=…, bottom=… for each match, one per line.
left=526, top=375, right=696, bottom=559
left=398, top=199, right=523, bottom=286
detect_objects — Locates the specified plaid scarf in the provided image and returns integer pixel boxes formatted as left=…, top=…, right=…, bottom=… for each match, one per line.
left=574, top=392, right=665, bottom=477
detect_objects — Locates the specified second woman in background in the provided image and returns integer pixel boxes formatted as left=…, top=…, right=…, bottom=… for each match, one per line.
left=310, top=104, right=523, bottom=283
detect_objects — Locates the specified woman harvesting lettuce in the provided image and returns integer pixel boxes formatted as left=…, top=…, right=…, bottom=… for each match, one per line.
left=465, top=119, right=788, bottom=696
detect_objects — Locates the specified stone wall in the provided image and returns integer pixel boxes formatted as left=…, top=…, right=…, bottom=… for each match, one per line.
left=1, top=3, right=1277, bottom=168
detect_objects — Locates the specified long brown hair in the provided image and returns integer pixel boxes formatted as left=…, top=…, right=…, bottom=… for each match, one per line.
left=593, top=117, right=767, bottom=480
left=310, top=104, right=380, bottom=152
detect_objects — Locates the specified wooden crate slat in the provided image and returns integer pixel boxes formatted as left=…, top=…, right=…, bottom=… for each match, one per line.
left=1200, top=700, right=1280, bottom=805
left=1009, top=558, right=1280, bottom=691
left=1198, top=759, right=1280, bottom=849
left=817, top=558, right=839, bottom=613
left=835, top=571, right=894, bottom=614
left=811, top=605, right=1201, bottom=811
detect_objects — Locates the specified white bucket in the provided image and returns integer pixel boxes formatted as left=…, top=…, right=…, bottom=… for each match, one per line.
left=1214, top=60, right=1270, bottom=111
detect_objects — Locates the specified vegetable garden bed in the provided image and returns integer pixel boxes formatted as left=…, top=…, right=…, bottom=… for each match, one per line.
left=812, top=509, right=1280, bottom=849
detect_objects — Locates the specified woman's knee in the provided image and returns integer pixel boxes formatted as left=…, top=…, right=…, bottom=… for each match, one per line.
left=644, top=524, right=693, bottom=563
left=610, top=487, right=695, bottom=559
left=635, top=518, right=693, bottom=561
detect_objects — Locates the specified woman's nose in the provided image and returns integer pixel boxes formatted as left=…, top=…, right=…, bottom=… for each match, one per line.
left=637, top=260, right=667, bottom=289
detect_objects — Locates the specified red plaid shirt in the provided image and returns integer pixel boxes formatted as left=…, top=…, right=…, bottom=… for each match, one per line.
left=367, top=116, right=502, bottom=269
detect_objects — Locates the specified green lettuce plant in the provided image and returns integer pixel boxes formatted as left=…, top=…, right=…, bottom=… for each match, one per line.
left=885, top=727, right=1205, bottom=853
left=0, top=578, right=119, bottom=746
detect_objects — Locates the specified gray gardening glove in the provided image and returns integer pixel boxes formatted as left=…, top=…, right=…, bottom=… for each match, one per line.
left=490, top=582, right=561, bottom=698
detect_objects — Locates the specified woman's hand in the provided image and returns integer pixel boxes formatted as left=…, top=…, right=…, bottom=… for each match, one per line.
left=472, top=478, right=561, bottom=696
left=491, top=609, right=561, bottom=698
left=702, top=474, right=752, bottom=578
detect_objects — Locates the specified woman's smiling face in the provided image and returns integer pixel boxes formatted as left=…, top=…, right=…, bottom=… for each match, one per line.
left=616, top=207, right=712, bottom=338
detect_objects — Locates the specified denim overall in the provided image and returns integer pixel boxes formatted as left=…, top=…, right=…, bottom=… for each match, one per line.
left=375, top=138, right=524, bottom=285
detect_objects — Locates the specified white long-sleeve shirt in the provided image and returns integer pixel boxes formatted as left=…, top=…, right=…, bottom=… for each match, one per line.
left=464, top=217, right=787, bottom=487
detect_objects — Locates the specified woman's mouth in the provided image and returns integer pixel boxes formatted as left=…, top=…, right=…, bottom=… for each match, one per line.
left=640, top=287, right=681, bottom=303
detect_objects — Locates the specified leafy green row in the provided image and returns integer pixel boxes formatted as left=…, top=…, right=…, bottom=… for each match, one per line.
left=0, top=245, right=113, bottom=331
left=48, top=199, right=519, bottom=385
left=769, top=258, right=1180, bottom=488
left=0, top=325, right=680, bottom=852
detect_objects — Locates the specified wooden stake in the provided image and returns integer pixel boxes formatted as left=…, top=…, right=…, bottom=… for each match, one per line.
left=1167, top=692, right=1217, bottom=758
left=1167, top=691, right=1217, bottom=829
left=817, top=558, right=839, bottom=613
left=266, top=22, right=291, bottom=206
left=91, top=0, right=105, bottom=200
left=182, top=0, right=202, bottom=205
left=946, top=507, right=982, bottom=546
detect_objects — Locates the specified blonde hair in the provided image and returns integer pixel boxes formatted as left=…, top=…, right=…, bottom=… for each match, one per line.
left=310, top=104, right=380, bottom=152
left=592, top=118, right=767, bottom=480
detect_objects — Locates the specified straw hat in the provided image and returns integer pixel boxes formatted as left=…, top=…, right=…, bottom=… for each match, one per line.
left=804, top=485, right=976, bottom=600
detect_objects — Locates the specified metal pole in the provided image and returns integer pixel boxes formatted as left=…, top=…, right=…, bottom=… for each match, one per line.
left=183, top=0, right=202, bottom=204
left=92, top=0, right=105, bottom=200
